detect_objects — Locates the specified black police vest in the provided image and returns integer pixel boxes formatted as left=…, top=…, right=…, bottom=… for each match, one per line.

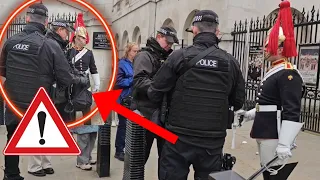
left=166, top=49, right=230, bottom=138
left=4, top=31, right=52, bottom=111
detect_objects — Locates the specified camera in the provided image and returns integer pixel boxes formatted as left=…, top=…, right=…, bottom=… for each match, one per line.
left=121, top=96, right=133, bottom=108
left=222, top=153, right=236, bottom=170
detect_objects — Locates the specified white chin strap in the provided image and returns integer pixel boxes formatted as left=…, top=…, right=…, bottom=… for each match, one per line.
left=264, top=158, right=288, bottom=175
left=264, top=52, right=272, bottom=61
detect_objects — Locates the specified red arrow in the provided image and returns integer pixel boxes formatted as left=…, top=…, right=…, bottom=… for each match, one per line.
left=92, top=90, right=178, bottom=144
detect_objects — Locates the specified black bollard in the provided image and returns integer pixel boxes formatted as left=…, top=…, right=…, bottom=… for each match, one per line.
left=96, top=114, right=112, bottom=177
left=123, top=116, right=145, bottom=180
left=0, top=96, right=4, bottom=125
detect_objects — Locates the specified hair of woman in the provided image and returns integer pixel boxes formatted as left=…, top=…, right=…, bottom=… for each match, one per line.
left=122, top=42, right=138, bottom=60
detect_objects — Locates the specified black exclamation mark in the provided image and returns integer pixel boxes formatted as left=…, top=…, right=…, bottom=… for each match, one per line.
left=38, top=111, right=46, bottom=145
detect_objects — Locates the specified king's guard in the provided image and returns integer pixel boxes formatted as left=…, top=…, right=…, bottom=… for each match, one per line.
left=238, top=1, right=306, bottom=179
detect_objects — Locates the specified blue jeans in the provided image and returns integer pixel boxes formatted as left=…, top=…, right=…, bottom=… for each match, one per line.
left=115, top=114, right=127, bottom=153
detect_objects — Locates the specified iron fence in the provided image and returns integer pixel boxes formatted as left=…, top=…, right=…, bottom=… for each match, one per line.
left=231, top=6, right=320, bottom=133
left=6, top=12, right=77, bottom=39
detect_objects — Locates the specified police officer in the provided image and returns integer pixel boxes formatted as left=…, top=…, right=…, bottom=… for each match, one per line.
left=0, top=3, right=87, bottom=180
left=237, top=1, right=305, bottom=179
left=147, top=10, right=245, bottom=179
left=45, top=19, right=76, bottom=124
left=24, top=18, right=75, bottom=177
left=131, top=25, right=179, bottom=166
left=46, top=18, right=74, bottom=53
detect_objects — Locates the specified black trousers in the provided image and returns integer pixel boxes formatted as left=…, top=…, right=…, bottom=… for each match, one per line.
left=115, top=114, right=127, bottom=153
left=159, top=140, right=223, bottom=180
left=144, top=129, right=165, bottom=164
left=4, top=124, right=21, bottom=177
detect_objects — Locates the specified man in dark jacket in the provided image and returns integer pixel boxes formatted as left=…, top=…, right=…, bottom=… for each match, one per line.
left=148, top=10, right=245, bottom=179
left=0, top=3, right=86, bottom=180
left=45, top=19, right=76, bottom=123
left=23, top=18, right=75, bottom=177
left=46, top=18, right=74, bottom=51
left=131, top=25, right=179, bottom=166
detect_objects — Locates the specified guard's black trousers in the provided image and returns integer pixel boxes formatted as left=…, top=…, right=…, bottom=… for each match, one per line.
left=4, top=124, right=21, bottom=177
left=159, top=140, right=223, bottom=180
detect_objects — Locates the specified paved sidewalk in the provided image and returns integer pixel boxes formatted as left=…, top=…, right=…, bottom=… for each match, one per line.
left=1, top=120, right=319, bottom=180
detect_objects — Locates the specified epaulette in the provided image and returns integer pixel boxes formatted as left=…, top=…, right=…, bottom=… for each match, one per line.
left=284, top=62, right=294, bottom=70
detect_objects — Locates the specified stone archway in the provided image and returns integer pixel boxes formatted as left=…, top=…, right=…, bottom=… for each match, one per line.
left=132, top=26, right=141, bottom=46
left=115, top=33, right=119, bottom=51
left=162, top=18, right=175, bottom=28
left=183, top=9, right=199, bottom=46
left=121, top=30, right=129, bottom=57
left=137, top=35, right=141, bottom=47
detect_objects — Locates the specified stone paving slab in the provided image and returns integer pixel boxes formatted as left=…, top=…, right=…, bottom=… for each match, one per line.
left=1, top=120, right=319, bottom=180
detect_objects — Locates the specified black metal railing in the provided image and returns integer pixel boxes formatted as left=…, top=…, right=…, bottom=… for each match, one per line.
left=6, top=12, right=77, bottom=38
left=232, top=6, right=320, bottom=133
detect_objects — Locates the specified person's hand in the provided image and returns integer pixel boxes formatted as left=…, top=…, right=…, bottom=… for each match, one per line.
left=79, top=76, right=88, bottom=85
left=92, top=85, right=99, bottom=92
left=235, top=108, right=256, bottom=123
left=236, top=109, right=246, bottom=116
left=276, top=144, right=292, bottom=160
left=276, top=121, right=303, bottom=160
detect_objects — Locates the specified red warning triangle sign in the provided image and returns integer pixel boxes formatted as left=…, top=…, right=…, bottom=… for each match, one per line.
left=3, top=87, right=80, bottom=155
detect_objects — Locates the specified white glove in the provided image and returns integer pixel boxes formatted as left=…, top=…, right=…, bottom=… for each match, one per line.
left=276, top=144, right=292, bottom=160
left=91, top=73, right=100, bottom=92
left=236, top=109, right=246, bottom=116
left=236, top=108, right=256, bottom=123
left=276, top=120, right=304, bottom=160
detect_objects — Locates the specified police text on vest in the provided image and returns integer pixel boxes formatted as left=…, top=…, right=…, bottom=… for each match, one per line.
left=196, top=59, right=218, bottom=68
left=13, top=44, right=29, bottom=51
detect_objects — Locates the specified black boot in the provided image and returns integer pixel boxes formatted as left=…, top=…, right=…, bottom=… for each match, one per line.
left=3, top=174, right=24, bottom=180
left=268, top=162, right=298, bottom=180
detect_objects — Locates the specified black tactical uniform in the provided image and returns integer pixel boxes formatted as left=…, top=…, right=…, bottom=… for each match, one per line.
left=0, top=4, right=84, bottom=180
left=147, top=10, right=245, bottom=180
left=45, top=29, right=69, bottom=51
left=131, top=26, right=179, bottom=165
left=45, top=19, right=76, bottom=123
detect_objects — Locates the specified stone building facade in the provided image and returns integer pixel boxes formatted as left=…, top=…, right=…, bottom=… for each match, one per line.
left=111, top=0, right=320, bottom=56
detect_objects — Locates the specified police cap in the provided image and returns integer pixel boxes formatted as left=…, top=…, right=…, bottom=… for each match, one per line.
left=51, top=19, right=75, bottom=32
left=27, top=3, right=49, bottom=17
left=157, top=26, right=179, bottom=44
left=192, top=10, right=219, bottom=25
